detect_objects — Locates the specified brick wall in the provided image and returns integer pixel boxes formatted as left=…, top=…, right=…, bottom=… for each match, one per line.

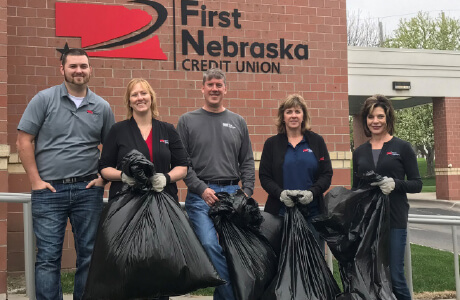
left=6, top=0, right=350, bottom=273
left=0, top=0, right=7, bottom=295
left=433, top=97, right=460, bottom=200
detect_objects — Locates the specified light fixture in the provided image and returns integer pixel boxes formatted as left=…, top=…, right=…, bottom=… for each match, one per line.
left=389, top=97, right=411, bottom=101
left=392, top=81, right=411, bottom=90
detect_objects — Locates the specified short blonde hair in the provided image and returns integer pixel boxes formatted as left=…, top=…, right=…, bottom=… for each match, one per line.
left=276, top=94, right=311, bottom=134
left=124, top=78, right=159, bottom=119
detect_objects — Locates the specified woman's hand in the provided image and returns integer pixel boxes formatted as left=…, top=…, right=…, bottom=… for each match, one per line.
left=150, top=173, right=167, bottom=192
left=370, top=177, right=395, bottom=195
left=280, top=190, right=295, bottom=207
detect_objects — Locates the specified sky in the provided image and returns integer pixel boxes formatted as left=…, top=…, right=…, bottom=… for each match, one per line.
left=346, top=0, right=460, bottom=35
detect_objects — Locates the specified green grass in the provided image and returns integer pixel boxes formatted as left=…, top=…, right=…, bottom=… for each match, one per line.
left=61, top=244, right=458, bottom=295
left=61, top=271, right=75, bottom=294
left=191, top=287, right=215, bottom=296
left=351, top=157, right=436, bottom=193
left=331, top=244, right=459, bottom=294
left=410, top=244, right=459, bottom=293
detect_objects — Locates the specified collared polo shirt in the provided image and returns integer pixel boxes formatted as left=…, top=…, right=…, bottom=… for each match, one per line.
left=18, top=83, right=115, bottom=180
left=282, top=138, right=319, bottom=210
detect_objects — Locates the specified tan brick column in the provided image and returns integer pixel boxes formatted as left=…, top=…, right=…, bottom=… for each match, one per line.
left=433, top=97, right=460, bottom=200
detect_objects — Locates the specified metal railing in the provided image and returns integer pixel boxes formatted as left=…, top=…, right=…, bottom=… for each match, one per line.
left=406, top=214, right=460, bottom=300
left=0, top=192, right=458, bottom=299
left=0, top=193, right=35, bottom=299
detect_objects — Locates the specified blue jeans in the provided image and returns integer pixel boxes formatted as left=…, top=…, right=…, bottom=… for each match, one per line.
left=390, top=228, right=412, bottom=300
left=185, top=184, right=240, bottom=300
left=31, top=182, right=104, bottom=300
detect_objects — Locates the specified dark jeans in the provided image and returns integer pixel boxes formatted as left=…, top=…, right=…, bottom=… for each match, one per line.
left=31, top=182, right=104, bottom=300
left=185, top=184, right=240, bottom=300
left=390, top=228, right=412, bottom=300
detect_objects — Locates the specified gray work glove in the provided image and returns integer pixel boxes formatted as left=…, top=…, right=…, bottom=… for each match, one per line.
left=151, top=173, right=167, bottom=192
left=295, top=190, right=314, bottom=205
left=121, top=172, right=136, bottom=186
left=280, top=190, right=295, bottom=207
left=370, top=176, right=395, bottom=195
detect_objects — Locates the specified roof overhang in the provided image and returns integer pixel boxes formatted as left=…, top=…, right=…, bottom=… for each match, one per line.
left=348, top=47, right=460, bottom=115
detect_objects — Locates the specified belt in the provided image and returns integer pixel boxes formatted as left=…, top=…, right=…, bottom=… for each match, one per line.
left=48, top=174, right=98, bottom=185
left=204, top=179, right=239, bottom=186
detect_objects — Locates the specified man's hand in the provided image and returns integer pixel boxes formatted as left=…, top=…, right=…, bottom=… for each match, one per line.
left=296, top=190, right=314, bottom=205
left=86, top=177, right=106, bottom=189
left=370, top=176, right=395, bottom=195
left=150, top=173, right=167, bottom=192
left=201, top=188, right=218, bottom=206
left=32, top=180, right=56, bottom=192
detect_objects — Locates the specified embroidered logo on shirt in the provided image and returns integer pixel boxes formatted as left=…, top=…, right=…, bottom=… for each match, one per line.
left=386, top=151, right=400, bottom=156
left=87, top=110, right=93, bottom=114
left=303, top=148, right=312, bottom=153
left=160, top=139, right=169, bottom=144
left=223, top=123, right=236, bottom=129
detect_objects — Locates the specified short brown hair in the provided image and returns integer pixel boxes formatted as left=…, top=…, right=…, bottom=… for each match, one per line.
left=360, top=94, right=396, bottom=137
left=61, top=48, right=89, bottom=66
left=203, top=68, right=226, bottom=85
left=124, top=78, right=159, bottom=119
left=276, top=94, right=311, bottom=134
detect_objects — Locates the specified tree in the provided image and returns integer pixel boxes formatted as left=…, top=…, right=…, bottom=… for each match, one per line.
left=384, top=11, right=460, bottom=50
left=395, top=104, right=435, bottom=177
left=384, top=12, right=460, bottom=176
left=347, top=10, right=382, bottom=47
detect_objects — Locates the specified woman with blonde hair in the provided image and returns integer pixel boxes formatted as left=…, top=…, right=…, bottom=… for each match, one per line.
left=99, top=78, right=188, bottom=202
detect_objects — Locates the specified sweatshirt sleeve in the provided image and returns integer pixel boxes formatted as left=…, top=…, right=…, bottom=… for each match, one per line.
left=238, top=118, right=255, bottom=196
left=176, top=116, right=208, bottom=196
left=394, top=141, right=423, bottom=193
left=259, top=138, right=283, bottom=200
left=308, top=134, right=333, bottom=198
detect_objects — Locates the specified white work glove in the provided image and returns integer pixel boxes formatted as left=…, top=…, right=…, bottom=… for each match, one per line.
left=151, top=173, right=167, bottom=192
left=280, top=190, right=295, bottom=207
left=121, top=172, right=136, bottom=186
left=295, top=190, right=314, bottom=205
left=370, top=176, right=395, bottom=195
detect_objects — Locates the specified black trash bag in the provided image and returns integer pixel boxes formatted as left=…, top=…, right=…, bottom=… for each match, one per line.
left=208, top=190, right=278, bottom=300
left=263, top=197, right=340, bottom=300
left=84, top=150, right=224, bottom=300
left=259, top=211, right=283, bottom=257
left=120, top=149, right=155, bottom=192
left=312, top=171, right=396, bottom=300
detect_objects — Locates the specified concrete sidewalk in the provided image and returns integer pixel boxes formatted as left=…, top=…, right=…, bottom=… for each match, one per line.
left=408, top=192, right=460, bottom=212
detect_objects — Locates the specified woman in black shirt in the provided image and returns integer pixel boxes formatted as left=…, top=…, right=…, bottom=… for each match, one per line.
left=352, top=95, right=422, bottom=300
left=99, top=78, right=188, bottom=202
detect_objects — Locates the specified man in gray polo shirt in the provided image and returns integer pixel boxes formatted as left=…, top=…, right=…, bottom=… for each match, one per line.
left=16, top=48, right=115, bottom=300
left=177, top=68, right=255, bottom=300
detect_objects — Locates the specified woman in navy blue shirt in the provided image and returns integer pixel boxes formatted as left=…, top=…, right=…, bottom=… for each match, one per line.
left=352, top=94, right=422, bottom=300
left=259, top=94, right=333, bottom=247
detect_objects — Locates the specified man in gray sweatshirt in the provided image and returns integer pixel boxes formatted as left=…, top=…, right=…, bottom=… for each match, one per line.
left=177, top=68, right=255, bottom=300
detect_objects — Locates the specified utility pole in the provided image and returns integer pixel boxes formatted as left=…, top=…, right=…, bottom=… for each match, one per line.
left=378, top=20, right=384, bottom=47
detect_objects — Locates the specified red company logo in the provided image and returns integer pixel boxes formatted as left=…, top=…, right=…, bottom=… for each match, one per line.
left=55, top=1, right=168, bottom=60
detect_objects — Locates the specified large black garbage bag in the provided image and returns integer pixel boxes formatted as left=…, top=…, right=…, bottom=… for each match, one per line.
left=312, top=172, right=396, bottom=300
left=263, top=201, right=340, bottom=300
left=208, top=190, right=278, bottom=300
left=84, top=150, right=224, bottom=300
left=259, top=211, right=283, bottom=257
